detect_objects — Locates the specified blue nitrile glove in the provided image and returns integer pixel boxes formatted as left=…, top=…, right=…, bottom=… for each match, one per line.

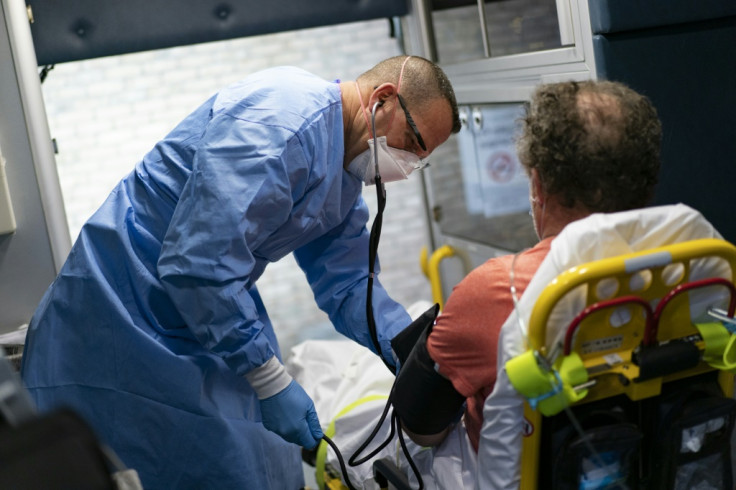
left=245, top=356, right=323, bottom=449
left=260, top=379, right=323, bottom=448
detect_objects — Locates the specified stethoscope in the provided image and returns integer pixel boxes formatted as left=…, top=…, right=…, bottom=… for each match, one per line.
left=319, top=100, right=425, bottom=490
left=365, top=99, right=395, bottom=375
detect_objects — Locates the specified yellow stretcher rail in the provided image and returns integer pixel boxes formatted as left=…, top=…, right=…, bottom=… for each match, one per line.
left=527, top=238, right=736, bottom=353
left=419, top=245, right=456, bottom=310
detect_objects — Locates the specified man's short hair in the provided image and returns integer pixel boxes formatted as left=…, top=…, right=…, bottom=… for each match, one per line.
left=358, top=56, right=461, bottom=134
left=517, top=80, right=662, bottom=212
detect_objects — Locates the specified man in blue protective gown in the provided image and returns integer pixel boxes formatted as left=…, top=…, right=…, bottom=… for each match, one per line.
left=21, top=55, right=460, bottom=489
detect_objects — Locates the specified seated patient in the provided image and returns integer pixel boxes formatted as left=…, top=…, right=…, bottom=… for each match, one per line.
left=403, top=79, right=663, bottom=450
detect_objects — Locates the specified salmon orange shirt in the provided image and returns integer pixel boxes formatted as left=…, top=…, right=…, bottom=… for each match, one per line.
left=427, top=237, right=553, bottom=452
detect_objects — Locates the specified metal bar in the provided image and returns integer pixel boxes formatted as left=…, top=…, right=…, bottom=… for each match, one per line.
left=412, top=0, right=438, bottom=61
left=477, top=0, right=491, bottom=58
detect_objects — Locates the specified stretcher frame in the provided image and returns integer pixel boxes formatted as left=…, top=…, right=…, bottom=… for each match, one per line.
left=509, top=238, right=736, bottom=489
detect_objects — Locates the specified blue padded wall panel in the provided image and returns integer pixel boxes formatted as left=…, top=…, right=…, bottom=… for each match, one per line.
left=593, top=16, right=736, bottom=242
left=589, top=0, right=736, bottom=35
left=27, top=0, right=409, bottom=65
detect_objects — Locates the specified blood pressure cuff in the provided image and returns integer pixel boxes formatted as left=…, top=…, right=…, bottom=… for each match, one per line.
left=390, top=306, right=466, bottom=436
left=391, top=303, right=440, bottom=367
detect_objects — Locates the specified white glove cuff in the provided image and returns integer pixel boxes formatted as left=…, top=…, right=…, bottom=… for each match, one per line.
left=244, top=356, right=292, bottom=400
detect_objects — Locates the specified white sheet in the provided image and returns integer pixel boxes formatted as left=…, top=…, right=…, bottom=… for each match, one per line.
left=288, top=340, right=477, bottom=489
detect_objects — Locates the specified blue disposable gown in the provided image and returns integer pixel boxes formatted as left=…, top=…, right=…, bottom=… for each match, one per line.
left=21, top=67, right=410, bottom=489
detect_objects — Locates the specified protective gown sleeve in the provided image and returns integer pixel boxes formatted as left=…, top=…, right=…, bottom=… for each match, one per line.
left=157, top=110, right=303, bottom=376
left=293, top=200, right=411, bottom=365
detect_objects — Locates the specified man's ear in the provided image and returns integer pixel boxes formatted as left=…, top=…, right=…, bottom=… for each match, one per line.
left=530, top=168, right=544, bottom=205
left=369, top=82, right=397, bottom=109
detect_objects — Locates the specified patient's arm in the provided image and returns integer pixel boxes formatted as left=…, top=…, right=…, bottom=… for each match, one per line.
left=391, top=323, right=466, bottom=447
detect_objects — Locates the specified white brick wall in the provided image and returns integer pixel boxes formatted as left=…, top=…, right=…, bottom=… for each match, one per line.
left=40, top=18, right=433, bottom=358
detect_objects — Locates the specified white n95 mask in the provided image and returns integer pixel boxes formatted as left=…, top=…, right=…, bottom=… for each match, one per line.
left=347, top=136, right=424, bottom=185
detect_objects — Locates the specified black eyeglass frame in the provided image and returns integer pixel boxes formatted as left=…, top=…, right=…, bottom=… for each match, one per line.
left=396, top=93, right=427, bottom=153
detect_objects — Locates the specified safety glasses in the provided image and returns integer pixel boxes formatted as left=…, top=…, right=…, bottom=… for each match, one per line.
left=396, top=93, right=428, bottom=159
